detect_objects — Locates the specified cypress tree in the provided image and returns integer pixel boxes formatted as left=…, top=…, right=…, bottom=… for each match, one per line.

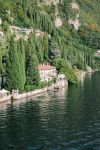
left=42, top=34, right=49, bottom=62
left=49, top=37, right=61, bottom=63
left=0, top=48, right=2, bottom=74
left=0, top=47, right=3, bottom=89
left=35, top=40, right=43, bottom=63
left=6, top=36, right=22, bottom=91
left=26, top=37, right=40, bottom=86
left=17, top=38, right=26, bottom=91
left=26, top=53, right=40, bottom=86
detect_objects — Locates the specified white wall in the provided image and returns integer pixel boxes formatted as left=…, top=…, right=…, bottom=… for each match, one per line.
left=40, top=69, right=56, bottom=81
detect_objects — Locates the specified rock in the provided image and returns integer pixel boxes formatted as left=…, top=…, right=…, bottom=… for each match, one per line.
left=68, top=18, right=81, bottom=30
left=55, top=17, right=63, bottom=28
left=0, top=31, right=4, bottom=40
left=86, top=66, right=93, bottom=73
left=38, top=0, right=60, bottom=6
left=71, top=2, right=79, bottom=10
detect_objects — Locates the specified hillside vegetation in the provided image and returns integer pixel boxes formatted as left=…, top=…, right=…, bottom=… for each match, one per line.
left=0, top=0, right=100, bottom=90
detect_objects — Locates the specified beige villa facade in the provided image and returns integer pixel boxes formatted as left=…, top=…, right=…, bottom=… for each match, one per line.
left=38, top=64, right=57, bottom=82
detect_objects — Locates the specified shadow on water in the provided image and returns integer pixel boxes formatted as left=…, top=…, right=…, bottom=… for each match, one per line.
left=0, top=72, right=100, bottom=150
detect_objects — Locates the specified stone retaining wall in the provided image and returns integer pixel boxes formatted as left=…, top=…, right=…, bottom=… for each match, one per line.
left=12, top=88, right=48, bottom=100
left=0, top=95, right=11, bottom=103
left=0, top=80, right=68, bottom=102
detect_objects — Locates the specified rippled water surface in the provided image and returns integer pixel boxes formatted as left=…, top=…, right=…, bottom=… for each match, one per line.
left=0, top=72, right=100, bottom=150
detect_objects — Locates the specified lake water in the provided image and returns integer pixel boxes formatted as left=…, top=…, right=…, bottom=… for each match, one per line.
left=0, top=72, right=100, bottom=150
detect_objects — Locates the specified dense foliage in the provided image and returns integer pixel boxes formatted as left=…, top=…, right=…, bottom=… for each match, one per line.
left=6, top=36, right=25, bottom=91
left=0, top=0, right=100, bottom=90
left=25, top=36, right=40, bottom=87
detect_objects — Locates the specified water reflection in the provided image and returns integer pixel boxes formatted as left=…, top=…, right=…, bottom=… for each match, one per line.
left=0, top=101, right=11, bottom=110
left=0, top=72, right=100, bottom=150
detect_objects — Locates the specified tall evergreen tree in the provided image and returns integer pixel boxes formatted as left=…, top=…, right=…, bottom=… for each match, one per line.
left=25, top=37, right=40, bottom=86
left=42, top=34, right=49, bottom=62
left=49, top=37, right=61, bottom=63
left=6, top=36, right=24, bottom=91
left=17, top=38, right=26, bottom=90
left=0, top=48, right=2, bottom=74
left=35, top=40, right=43, bottom=63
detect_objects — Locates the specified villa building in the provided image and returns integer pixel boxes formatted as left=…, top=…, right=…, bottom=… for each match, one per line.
left=38, top=64, right=57, bottom=82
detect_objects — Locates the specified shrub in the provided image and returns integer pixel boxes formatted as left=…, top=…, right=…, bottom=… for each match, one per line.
left=25, top=84, right=36, bottom=92
left=73, top=61, right=84, bottom=70
left=47, top=80, right=53, bottom=86
left=38, top=81, right=47, bottom=89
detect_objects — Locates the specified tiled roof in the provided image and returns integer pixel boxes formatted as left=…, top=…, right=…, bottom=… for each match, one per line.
left=38, top=64, right=56, bottom=71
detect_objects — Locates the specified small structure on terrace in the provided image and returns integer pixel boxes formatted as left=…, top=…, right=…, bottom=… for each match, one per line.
left=0, top=89, right=10, bottom=98
left=57, top=74, right=68, bottom=87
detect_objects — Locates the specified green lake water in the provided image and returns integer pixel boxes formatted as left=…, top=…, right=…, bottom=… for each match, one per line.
left=0, top=72, right=100, bottom=150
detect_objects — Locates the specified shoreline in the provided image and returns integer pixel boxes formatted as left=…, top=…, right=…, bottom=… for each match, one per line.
left=76, top=68, right=95, bottom=81
left=12, top=87, right=48, bottom=100
left=0, top=80, right=68, bottom=103
left=0, top=70, right=97, bottom=104
left=76, top=70, right=86, bottom=81
left=0, top=69, right=97, bottom=104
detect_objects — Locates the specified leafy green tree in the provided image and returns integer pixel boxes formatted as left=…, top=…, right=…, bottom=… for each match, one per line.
left=2, top=21, right=9, bottom=32
left=53, top=57, right=77, bottom=84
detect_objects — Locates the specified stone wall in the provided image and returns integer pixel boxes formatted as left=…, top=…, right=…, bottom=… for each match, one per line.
left=0, top=95, right=11, bottom=103
left=12, top=88, right=48, bottom=100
